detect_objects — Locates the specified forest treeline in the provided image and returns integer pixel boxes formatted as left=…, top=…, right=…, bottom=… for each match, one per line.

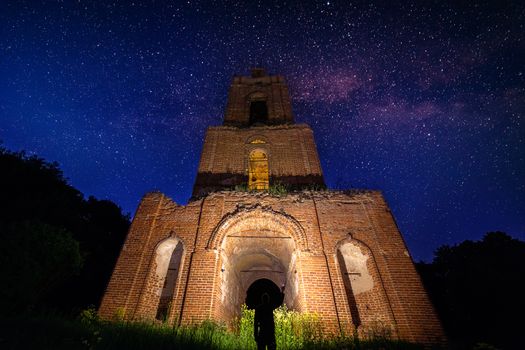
left=0, top=147, right=130, bottom=315
left=0, top=147, right=523, bottom=349
left=416, top=232, right=525, bottom=349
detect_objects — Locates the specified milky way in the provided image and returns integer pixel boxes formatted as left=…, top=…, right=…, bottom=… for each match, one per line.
left=1, top=0, right=523, bottom=260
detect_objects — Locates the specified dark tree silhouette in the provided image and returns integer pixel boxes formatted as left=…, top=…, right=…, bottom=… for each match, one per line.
left=0, top=147, right=130, bottom=315
left=417, top=232, right=525, bottom=350
left=0, top=221, right=82, bottom=314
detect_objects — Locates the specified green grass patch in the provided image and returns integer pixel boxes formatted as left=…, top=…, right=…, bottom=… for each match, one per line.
left=0, top=306, right=424, bottom=349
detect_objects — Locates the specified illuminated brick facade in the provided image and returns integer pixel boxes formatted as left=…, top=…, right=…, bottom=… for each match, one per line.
left=99, top=69, right=446, bottom=345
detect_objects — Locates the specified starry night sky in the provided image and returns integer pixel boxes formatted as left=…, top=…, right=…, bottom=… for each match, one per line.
left=1, top=0, right=524, bottom=261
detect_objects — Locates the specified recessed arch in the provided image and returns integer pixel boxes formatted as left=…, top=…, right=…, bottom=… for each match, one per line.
left=247, top=91, right=269, bottom=125
left=248, top=148, right=269, bottom=190
left=210, top=205, right=306, bottom=322
left=207, top=204, right=308, bottom=251
left=334, top=236, right=397, bottom=334
left=150, top=234, right=185, bottom=321
left=334, top=235, right=377, bottom=267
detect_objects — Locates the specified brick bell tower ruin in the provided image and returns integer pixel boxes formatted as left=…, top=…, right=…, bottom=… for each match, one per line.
left=99, top=68, right=446, bottom=345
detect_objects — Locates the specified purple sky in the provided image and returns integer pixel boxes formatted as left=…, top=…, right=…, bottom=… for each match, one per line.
left=1, top=0, right=524, bottom=261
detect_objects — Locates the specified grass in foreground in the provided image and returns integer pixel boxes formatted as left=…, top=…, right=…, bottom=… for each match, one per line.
left=0, top=306, right=424, bottom=350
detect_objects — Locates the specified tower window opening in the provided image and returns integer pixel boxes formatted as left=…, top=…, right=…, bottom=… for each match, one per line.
left=248, top=149, right=269, bottom=190
left=249, top=101, right=268, bottom=125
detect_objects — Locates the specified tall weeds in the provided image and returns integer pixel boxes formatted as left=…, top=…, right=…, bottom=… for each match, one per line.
left=0, top=306, right=425, bottom=349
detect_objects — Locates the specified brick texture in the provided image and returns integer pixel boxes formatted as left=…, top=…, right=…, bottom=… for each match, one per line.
left=99, top=70, right=446, bottom=347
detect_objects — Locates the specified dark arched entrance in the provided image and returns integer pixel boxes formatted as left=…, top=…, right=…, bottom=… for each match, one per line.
left=245, top=278, right=283, bottom=309
left=214, top=208, right=304, bottom=322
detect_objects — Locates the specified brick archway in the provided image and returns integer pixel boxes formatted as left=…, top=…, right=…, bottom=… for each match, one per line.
left=207, top=204, right=308, bottom=251
left=210, top=205, right=307, bottom=322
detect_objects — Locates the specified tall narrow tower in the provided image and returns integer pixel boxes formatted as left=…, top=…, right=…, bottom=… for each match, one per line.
left=193, top=68, right=324, bottom=197
left=99, top=69, right=446, bottom=346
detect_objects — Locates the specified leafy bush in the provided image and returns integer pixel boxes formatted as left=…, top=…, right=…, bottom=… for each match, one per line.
left=268, top=182, right=288, bottom=197
left=236, top=304, right=255, bottom=347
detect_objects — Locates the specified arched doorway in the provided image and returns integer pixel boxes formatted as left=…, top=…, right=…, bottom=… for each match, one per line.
left=209, top=206, right=307, bottom=323
left=219, top=243, right=294, bottom=321
left=246, top=278, right=283, bottom=309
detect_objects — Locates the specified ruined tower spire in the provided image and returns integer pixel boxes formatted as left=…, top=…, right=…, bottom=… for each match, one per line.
left=223, top=68, right=295, bottom=127
left=192, top=68, right=324, bottom=196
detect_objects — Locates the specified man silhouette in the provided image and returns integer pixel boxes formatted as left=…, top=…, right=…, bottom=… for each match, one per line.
left=254, top=286, right=284, bottom=350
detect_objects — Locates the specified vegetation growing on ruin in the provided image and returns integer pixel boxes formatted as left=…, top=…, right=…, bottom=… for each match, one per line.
left=268, top=182, right=289, bottom=196
left=233, top=182, right=289, bottom=196
left=232, top=182, right=328, bottom=196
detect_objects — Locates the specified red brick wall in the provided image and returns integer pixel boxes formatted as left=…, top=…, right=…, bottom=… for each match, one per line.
left=224, top=74, right=294, bottom=126
left=99, top=190, right=445, bottom=346
left=193, top=125, right=324, bottom=196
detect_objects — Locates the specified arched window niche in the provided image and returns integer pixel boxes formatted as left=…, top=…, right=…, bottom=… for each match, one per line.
left=336, top=238, right=397, bottom=336
left=248, top=149, right=269, bottom=190
left=153, top=236, right=184, bottom=321
left=336, top=240, right=374, bottom=330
